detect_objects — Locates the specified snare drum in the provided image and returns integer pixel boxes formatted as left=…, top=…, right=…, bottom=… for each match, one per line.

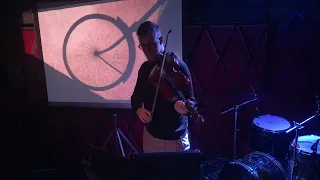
left=288, top=135, right=320, bottom=180
left=250, top=114, right=293, bottom=161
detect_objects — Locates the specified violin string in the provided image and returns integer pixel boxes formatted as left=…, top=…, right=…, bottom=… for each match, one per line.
left=163, top=73, right=185, bottom=100
left=160, top=70, right=187, bottom=102
left=164, top=73, right=197, bottom=114
left=155, top=65, right=189, bottom=103
left=158, top=68, right=198, bottom=116
left=156, top=68, right=200, bottom=118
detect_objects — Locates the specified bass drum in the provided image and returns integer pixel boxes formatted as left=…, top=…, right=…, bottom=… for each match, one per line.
left=218, top=152, right=286, bottom=180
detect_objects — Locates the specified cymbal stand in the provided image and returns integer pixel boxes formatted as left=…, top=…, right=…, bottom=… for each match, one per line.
left=103, top=114, right=139, bottom=158
left=286, top=95, right=320, bottom=180
left=221, top=86, right=258, bottom=159
left=312, top=139, right=319, bottom=180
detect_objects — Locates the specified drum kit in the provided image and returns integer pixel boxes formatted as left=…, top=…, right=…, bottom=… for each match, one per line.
left=218, top=92, right=320, bottom=180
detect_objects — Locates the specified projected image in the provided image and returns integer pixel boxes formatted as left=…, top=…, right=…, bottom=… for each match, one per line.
left=36, top=0, right=182, bottom=108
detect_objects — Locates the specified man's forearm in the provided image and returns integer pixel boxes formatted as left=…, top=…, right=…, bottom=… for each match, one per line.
left=131, top=93, right=142, bottom=112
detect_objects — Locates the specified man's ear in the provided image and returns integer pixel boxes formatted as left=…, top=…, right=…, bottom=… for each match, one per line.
left=159, top=36, right=164, bottom=44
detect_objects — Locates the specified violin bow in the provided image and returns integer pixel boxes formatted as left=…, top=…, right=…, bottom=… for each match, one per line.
left=151, top=29, right=172, bottom=116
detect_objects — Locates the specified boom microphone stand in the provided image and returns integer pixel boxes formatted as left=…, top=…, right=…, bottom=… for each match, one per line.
left=221, top=86, right=258, bottom=159
left=102, top=114, right=138, bottom=158
left=311, top=139, right=319, bottom=180
left=286, top=95, right=320, bottom=180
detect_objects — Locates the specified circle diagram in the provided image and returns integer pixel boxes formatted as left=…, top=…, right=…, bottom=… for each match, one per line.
left=63, top=14, right=135, bottom=91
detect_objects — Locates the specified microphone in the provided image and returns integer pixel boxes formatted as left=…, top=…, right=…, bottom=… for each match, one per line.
left=250, top=86, right=259, bottom=113
left=286, top=12, right=304, bottom=31
left=311, top=139, right=320, bottom=152
left=250, top=85, right=257, bottom=98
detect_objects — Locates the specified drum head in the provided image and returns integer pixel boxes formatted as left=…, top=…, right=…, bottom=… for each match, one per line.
left=253, top=114, right=291, bottom=131
left=292, top=135, right=320, bottom=154
left=218, top=163, right=257, bottom=180
left=219, top=151, right=286, bottom=180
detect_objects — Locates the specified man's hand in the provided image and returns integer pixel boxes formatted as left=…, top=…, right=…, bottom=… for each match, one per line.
left=174, top=100, right=189, bottom=114
left=136, top=108, right=152, bottom=123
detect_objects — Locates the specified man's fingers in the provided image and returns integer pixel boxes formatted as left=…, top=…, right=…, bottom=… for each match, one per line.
left=178, top=101, right=185, bottom=109
left=140, top=115, right=148, bottom=123
left=144, top=111, right=152, bottom=121
left=141, top=117, right=148, bottom=123
left=141, top=113, right=152, bottom=123
left=144, top=113, right=152, bottom=122
left=145, top=110, right=151, bottom=118
left=179, top=102, right=184, bottom=108
left=137, top=109, right=152, bottom=123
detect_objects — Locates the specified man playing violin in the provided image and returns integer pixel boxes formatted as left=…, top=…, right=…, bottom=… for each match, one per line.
left=131, top=21, right=197, bottom=153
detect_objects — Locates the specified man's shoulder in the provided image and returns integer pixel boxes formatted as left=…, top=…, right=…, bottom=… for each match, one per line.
left=141, top=60, right=151, bottom=67
left=175, top=56, right=188, bottom=70
left=139, top=61, right=153, bottom=72
left=177, top=57, right=187, bottom=66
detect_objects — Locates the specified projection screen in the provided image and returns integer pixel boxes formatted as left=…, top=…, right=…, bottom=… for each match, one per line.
left=35, top=0, right=182, bottom=108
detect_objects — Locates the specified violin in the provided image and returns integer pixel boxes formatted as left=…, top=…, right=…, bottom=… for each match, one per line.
left=148, top=30, right=204, bottom=123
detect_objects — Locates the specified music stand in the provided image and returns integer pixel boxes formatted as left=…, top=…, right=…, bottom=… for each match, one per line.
left=102, top=114, right=139, bottom=158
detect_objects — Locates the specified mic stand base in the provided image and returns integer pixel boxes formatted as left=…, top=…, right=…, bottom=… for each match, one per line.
left=312, top=148, right=318, bottom=180
left=221, top=97, right=257, bottom=160
left=233, top=106, right=239, bottom=160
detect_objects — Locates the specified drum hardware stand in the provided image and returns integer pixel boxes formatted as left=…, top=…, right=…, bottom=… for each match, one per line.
left=296, top=138, right=320, bottom=180
left=102, top=114, right=139, bottom=158
left=221, top=86, right=258, bottom=159
left=286, top=95, right=320, bottom=180
left=311, top=138, right=319, bottom=180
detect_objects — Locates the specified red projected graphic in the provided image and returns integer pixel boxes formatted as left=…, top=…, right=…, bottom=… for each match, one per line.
left=36, top=0, right=181, bottom=107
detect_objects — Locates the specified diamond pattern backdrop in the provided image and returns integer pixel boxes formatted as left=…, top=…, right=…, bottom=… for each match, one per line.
left=186, top=23, right=320, bottom=157
left=185, top=25, right=267, bottom=156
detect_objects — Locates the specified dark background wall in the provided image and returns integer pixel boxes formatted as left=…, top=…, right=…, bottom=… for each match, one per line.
left=3, top=0, right=320, bottom=173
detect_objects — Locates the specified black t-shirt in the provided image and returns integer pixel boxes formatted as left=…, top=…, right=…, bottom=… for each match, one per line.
left=131, top=54, right=196, bottom=140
